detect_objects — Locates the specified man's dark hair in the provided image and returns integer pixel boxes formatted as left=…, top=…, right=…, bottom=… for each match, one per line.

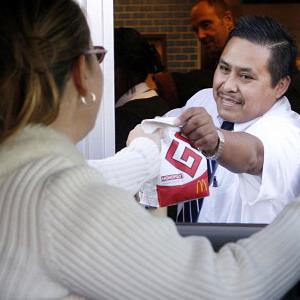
left=228, top=15, right=297, bottom=86
left=114, top=27, right=163, bottom=90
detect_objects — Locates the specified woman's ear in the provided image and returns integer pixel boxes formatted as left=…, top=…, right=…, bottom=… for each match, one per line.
left=72, top=55, right=89, bottom=97
left=275, top=76, right=291, bottom=99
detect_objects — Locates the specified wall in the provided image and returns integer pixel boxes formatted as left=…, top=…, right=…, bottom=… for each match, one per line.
left=114, top=0, right=199, bottom=72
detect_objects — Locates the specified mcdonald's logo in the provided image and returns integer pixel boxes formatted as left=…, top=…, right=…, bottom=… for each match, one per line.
left=196, top=179, right=208, bottom=194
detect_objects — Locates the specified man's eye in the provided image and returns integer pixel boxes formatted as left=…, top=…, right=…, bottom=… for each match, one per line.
left=240, top=74, right=253, bottom=80
left=219, top=64, right=229, bottom=73
left=202, top=22, right=211, bottom=29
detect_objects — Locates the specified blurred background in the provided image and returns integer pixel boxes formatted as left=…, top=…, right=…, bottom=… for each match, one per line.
left=114, top=0, right=300, bottom=72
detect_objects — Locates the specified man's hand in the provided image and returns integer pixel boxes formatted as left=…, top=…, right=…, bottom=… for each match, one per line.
left=177, top=107, right=219, bottom=156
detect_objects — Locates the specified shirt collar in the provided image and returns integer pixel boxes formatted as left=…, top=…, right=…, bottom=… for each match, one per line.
left=116, top=82, right=158, bottom=108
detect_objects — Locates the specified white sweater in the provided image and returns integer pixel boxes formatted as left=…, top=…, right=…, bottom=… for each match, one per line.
left=0, top=125, right=300, bottom=300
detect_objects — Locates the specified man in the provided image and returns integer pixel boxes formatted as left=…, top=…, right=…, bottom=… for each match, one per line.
left=191, top=0, right=235, bottom=70
left=168, top=15, right=300, bottom=223
left=155, top=0, right=235, bottom=109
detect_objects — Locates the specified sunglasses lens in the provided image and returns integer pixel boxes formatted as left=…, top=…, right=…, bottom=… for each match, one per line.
left=96, top=52, right=105, bottom=63
left=84, top=46, right=106, bottom=64
left=94, top=46, right=106, bottom=64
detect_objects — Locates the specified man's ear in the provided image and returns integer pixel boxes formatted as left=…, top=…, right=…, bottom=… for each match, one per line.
left=275, top=76, right=291, bottom=99
left=223, top=11, right=234, bottom=32
left=72, top=55, right=89, bottom=97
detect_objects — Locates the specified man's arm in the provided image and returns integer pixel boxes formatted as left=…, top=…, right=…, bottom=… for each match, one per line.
left=178, top=107, right=264, bottom=175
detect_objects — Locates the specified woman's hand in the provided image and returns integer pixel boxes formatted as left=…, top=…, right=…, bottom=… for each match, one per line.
left=127, top=124, right=162, bottom=151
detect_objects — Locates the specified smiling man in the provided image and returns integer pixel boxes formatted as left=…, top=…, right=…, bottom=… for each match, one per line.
left=168, top=15, right=300, bottom=223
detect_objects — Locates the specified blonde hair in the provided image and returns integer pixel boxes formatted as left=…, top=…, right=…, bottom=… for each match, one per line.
left=0, top=0, right=91, bottom=142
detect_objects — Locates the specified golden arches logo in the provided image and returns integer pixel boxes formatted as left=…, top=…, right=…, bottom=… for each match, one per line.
left=196, top=179, right=208, bottom=194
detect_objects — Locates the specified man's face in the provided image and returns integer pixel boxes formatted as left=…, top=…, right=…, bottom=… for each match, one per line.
left=213, top=37, right=283, bottom=123
left=191, top=2, right=233, bottom=54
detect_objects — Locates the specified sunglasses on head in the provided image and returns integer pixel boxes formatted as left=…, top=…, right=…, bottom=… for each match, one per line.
left=84, top=46, right=107, bottom=64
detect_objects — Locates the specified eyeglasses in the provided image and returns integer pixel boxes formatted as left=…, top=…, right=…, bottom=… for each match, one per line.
left=84, top=46, right=107, bottom=64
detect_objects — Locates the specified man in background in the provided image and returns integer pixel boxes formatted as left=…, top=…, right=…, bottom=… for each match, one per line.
left=155, top=0, right=236, bottom=108
left=191, top=0, right=235, bottom=70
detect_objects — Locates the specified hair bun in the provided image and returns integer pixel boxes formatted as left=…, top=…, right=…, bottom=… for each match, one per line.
left=114, top=27, right=164, bottom=74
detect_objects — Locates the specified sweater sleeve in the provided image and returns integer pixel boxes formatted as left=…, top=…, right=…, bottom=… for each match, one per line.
left=88, top=137, right=160, bottom=195
left=42, top=165, right=300, bottom=300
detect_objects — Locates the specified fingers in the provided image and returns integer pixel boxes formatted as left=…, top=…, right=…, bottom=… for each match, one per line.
left=178, top=107, right=219, bottom=153
left=177, top=107, right=207, bottom=127
left=179, top=107, right=212, bottom=137
left=126, top=124, right=162, bottom=151
left=126, top=124, right=143, bottom=146
left=188, top=123, right=214, bottom=144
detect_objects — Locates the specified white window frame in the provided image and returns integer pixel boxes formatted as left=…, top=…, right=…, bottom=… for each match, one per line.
left=76, top=0, right=115, bottom=159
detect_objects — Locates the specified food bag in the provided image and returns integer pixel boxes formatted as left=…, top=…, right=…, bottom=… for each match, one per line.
left=139, top=117, right=209, bottom=207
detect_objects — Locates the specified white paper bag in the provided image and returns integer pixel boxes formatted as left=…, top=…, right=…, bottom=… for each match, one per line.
left=139, top=118, right=209, bottom=207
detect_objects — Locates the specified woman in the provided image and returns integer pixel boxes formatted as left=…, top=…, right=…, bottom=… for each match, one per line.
left=0, top=1, right=300, bottom=299
left=114, top=27, right=170, bottom=152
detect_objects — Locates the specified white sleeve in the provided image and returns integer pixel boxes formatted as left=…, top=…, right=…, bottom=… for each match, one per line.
left=245, top=117, right=300, bottom=208
left=88, top=137, right=160, bottom=195
left=42, top=165, right=300, bottom=300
